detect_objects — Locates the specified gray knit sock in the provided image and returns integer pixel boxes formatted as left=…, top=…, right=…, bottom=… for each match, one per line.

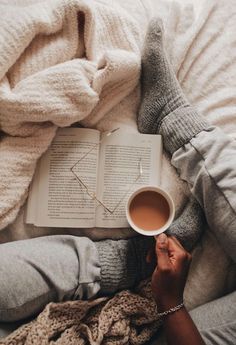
left=167, top=196, right=205, bottom=251
left=138, top=18, right=209, bottom=154
left=95, top=236, right=155, bottom=295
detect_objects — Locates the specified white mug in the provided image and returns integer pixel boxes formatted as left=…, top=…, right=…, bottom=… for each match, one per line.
left=126, top=185, right=175, bottom=236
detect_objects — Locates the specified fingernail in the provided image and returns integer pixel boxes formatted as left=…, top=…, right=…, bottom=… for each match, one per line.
left=157, top=233, right=167, bottom=244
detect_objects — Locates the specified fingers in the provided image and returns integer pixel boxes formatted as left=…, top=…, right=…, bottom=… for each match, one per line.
left=154, top=234, right=192, bottom=273
left=170, top=236, right=192, bottom=258
left=168, top=236, right=192, bottom=270
left=169, top=236, right=185, bottom=250
left=155, top=233, right=171, bottom=270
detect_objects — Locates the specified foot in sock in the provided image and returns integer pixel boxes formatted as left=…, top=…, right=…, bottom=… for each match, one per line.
left=138, top=18, right=188, bottom=135
left=96, top=236, right=155, bottom=295
left=167, top=195, right=205, bottom=252
left=138, top=18, right=208, bottom=154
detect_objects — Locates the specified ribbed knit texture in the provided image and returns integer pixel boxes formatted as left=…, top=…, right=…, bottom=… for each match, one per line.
left=0, top=0, right=141, bottom=230
left=138, top=18, right=209, bottom=155
left=95, top=236, right=155, bottom=294
left=167, top=196, right=206, bottom=251
left=159, top=108, right=209, bottom=155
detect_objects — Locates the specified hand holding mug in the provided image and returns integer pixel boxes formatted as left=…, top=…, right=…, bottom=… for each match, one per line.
left=150, top=234, right=192, bottom=312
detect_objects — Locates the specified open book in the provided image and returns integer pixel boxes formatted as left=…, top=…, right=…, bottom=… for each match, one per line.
left=26, top=127, right=162, bottom=228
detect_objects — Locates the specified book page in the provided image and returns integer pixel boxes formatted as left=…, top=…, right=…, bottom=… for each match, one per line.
left=95, top=130, right=162, bottom=228
left=27, top=128, right=100, bottom=228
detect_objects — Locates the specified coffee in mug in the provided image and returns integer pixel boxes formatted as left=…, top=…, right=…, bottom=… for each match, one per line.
left=126, top=186, right=175, bottom=236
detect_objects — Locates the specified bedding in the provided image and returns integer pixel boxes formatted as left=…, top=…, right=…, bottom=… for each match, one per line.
left=0, top=0, right=236, bottom=340
left=102, top=0, right=236, bottom=309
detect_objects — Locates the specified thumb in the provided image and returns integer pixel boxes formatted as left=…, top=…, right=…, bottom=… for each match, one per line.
left=156, top=233, right=171, bottom=269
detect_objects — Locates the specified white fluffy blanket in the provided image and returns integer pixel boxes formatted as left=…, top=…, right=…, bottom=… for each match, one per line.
left=0, top=0, right=142, bottom=230
left=0, top=0, right=236, bottom=310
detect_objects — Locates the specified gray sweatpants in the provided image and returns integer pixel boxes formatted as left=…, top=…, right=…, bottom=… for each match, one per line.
left=0, top=126, right=236, bottom=343
left=150, top=126, right=236, bottom=345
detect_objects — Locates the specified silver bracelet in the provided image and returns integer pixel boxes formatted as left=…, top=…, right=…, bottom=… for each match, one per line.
left=157, top=302, right=184, bottom=318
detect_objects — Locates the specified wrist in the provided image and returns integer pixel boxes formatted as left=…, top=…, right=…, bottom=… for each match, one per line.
left=156, top=297, right=184, bottom=313
left=157, top=301, right=185, bottom=319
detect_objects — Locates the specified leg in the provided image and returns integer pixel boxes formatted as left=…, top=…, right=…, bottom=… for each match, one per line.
left=190, top=291, right=236, bottom=345
left=138, top=18, right=206, bottom=142
left=0, top=235, right=100, bottom=322
left=167, top=196, right=205, bottom=251
left=0, top=235, right=154, bottom=322
left=138, top=19, right=236, bottom=262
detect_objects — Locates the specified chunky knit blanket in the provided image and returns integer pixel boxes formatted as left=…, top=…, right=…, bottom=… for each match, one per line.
left=0, top=281, right=161, bottom=345
left=0, top=0, right=141, bottom=230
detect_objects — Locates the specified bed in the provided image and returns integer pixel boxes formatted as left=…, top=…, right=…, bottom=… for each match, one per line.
left=0, top=0, right=235, bottom=341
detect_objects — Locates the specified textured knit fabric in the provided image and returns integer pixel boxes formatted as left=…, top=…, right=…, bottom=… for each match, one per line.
left=159, top=110, right=209, bottom=155
left=97, top=236, right=155, bottom=294
left=0, top=281, right=162, bottom=345
left=138, top=18, right=209, bottom=154
left=0, top=0, right=141, bottom=230
left=167, top=195, right=205, bottom=251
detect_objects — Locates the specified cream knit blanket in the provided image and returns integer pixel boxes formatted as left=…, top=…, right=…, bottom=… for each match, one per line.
left=0, top=0, right=141, bottom=230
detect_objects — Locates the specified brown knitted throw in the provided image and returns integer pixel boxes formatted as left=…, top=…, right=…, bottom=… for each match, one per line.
left=0, top=280, right=161, bottom=345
